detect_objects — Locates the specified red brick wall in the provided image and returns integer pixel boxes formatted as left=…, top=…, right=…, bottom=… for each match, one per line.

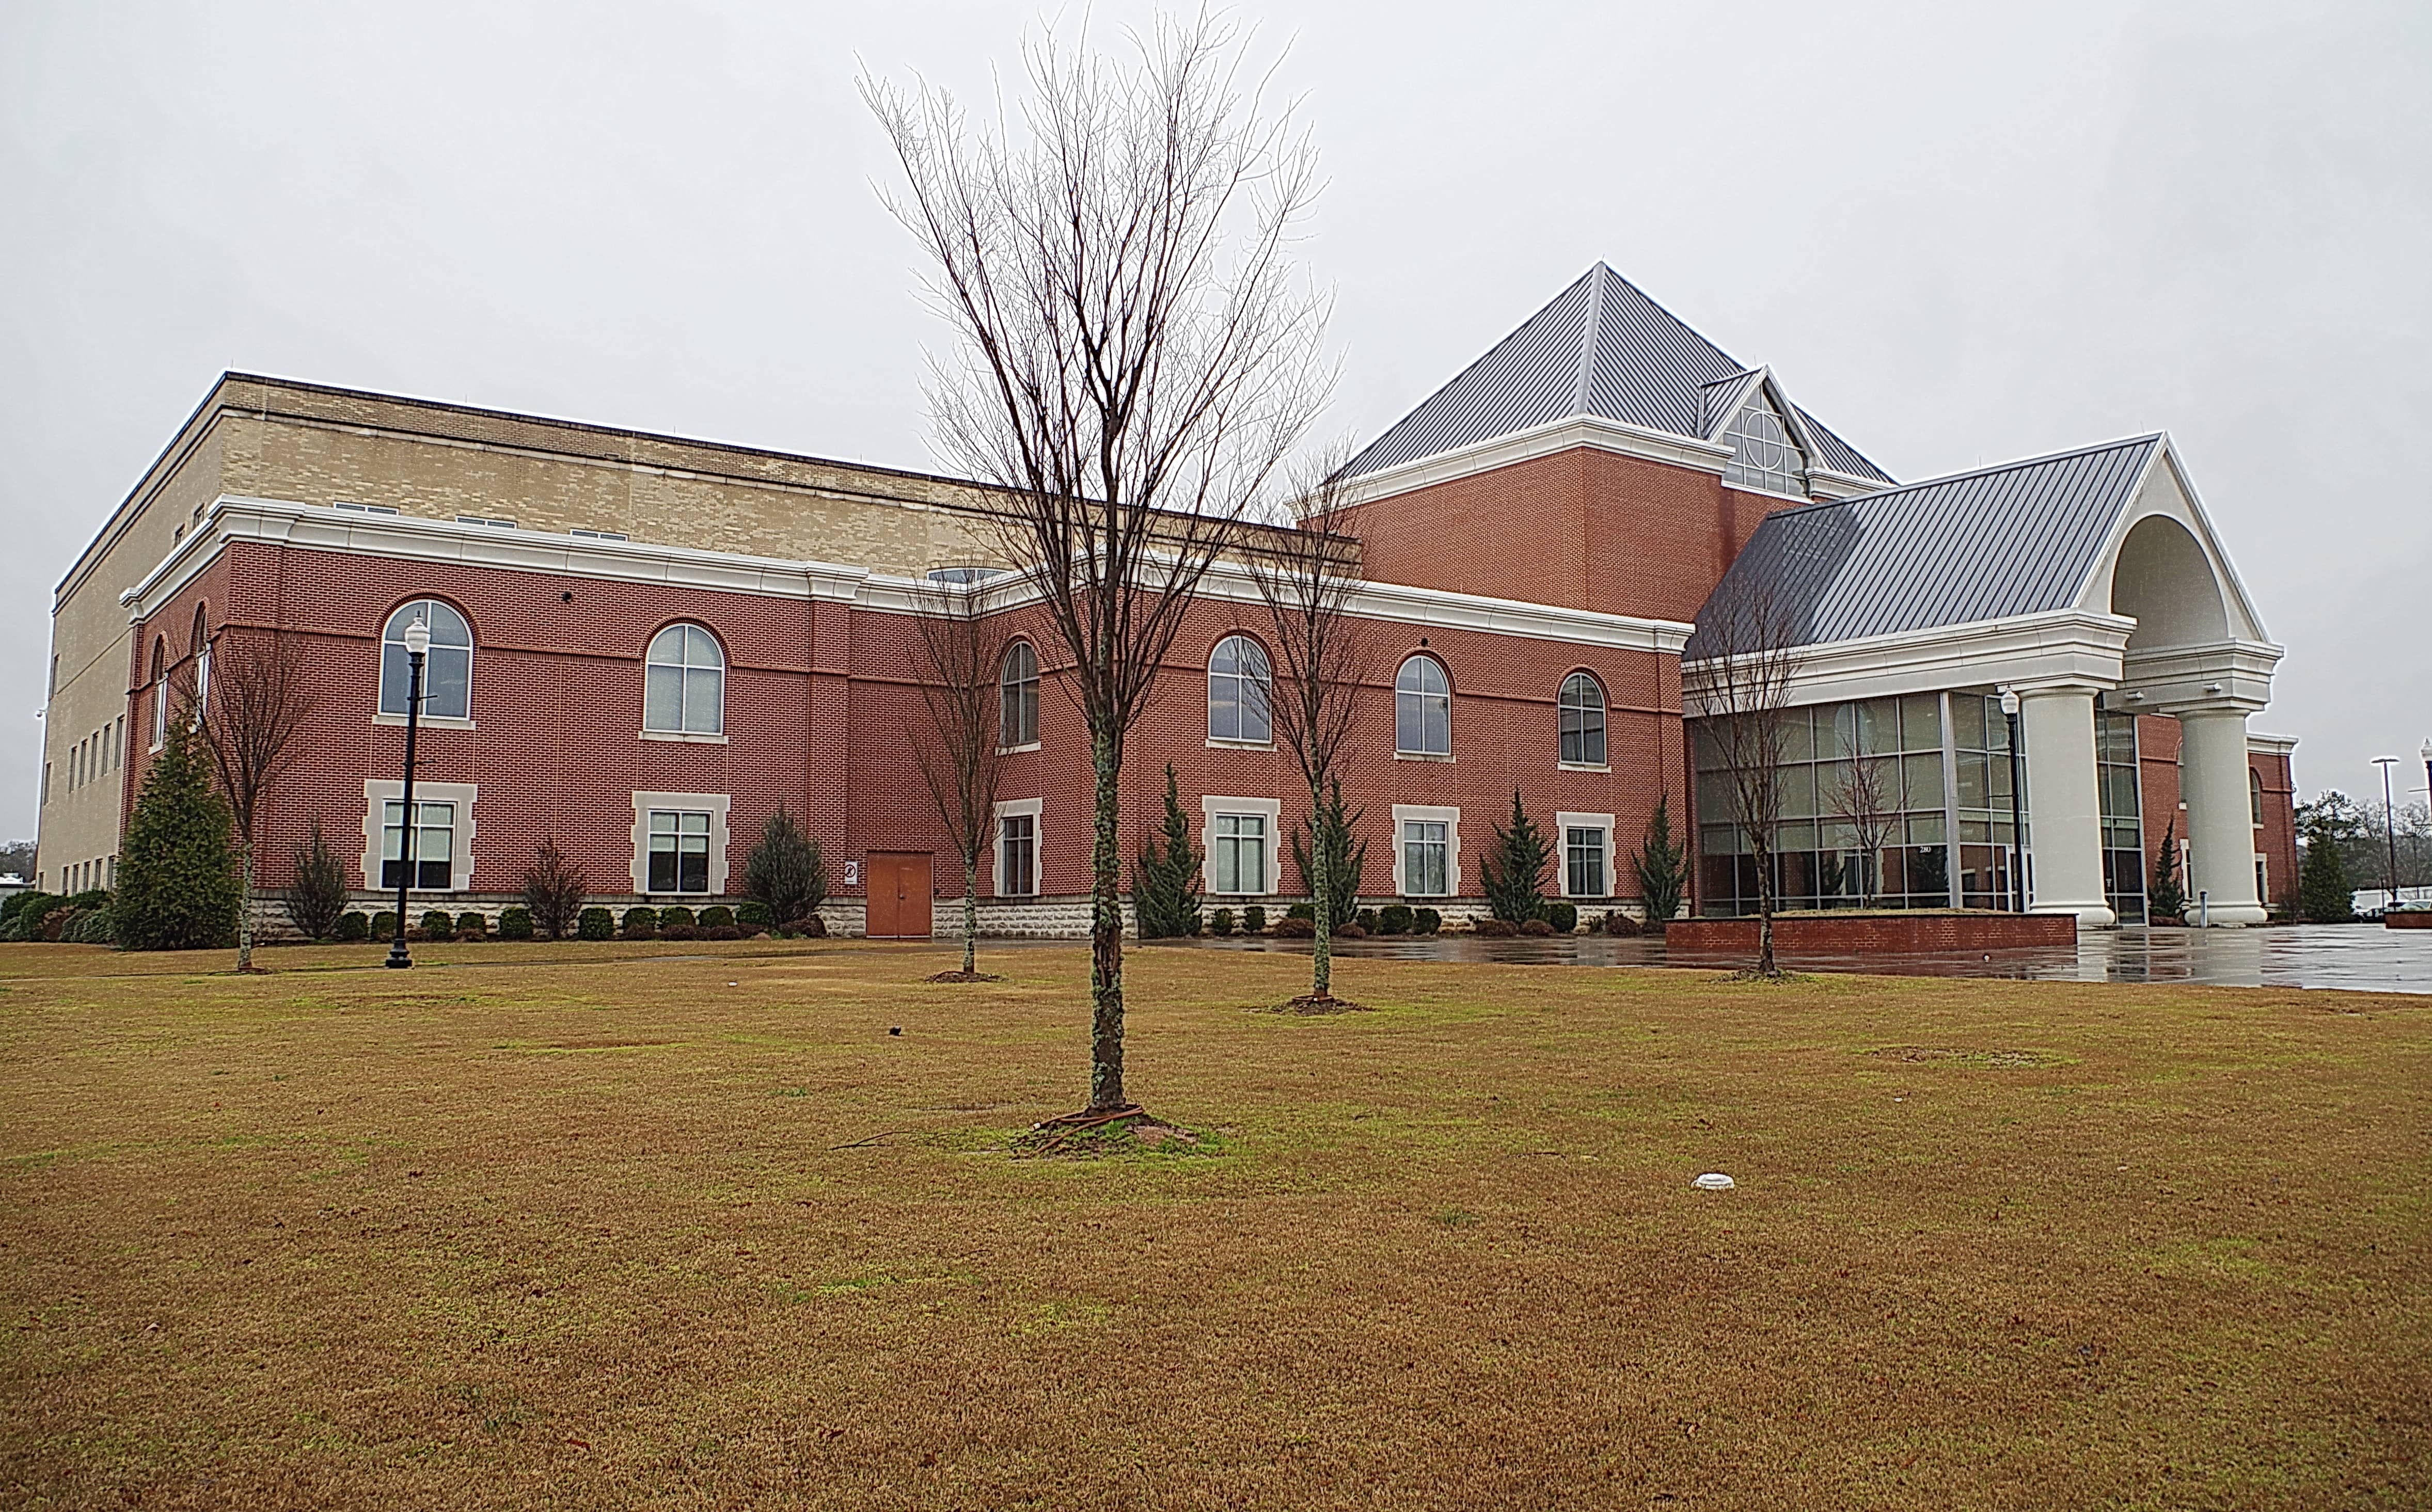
left=1666, top=912, right=2076, bottom=952
left=120, top=541, right=1688, bottom=912
left=2250, top=747, right=2298, bottom=915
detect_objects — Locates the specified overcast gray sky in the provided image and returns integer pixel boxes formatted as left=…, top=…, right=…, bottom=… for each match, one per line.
left=5, top=0, right=2427, bottom=840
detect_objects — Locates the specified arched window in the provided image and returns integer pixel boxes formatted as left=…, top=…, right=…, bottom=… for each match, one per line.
left=644, top=623, right=726, bottom=735
left=190, top=606, right=211, bottom=725
left=2249, top=767, right=2264, bottom=827
left=999, top=642, right=1039, bottom=747
left=1207, top=635, right=1272, bottom=744
left=1559, top=672, right=1607, bottom=767
left=1395, top=655, right=1451, bottom=757
left=380, top=599, right=474, bottom=720
left=148, top=638, right=167, bottom=751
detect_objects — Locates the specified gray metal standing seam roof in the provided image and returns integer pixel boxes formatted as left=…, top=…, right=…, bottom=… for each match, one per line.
left=1686, top=434, right=2166, bottom=657
left=1344, top=263, right=1895, bottom=484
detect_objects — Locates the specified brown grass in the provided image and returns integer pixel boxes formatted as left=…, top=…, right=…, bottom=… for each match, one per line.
left=1, top=938, right=2426, bottom=1509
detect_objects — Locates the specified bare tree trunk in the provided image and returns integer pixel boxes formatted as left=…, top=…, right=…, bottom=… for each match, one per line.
left=961, top=853, right=979, bottom=976
left=235, top=840, right=256, bottom=972
left=1088, top=731, right=1127, bottom=1110
left=1309, top=778, right=1332, bottom=999
left=1754, top=835, right=1778, bottom=976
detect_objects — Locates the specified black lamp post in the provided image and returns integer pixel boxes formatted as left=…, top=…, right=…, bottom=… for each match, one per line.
left=384, top=617, right=431, bottom=969
left=2000, top=687, right=2025, bottom=914
left=2375, top=756, right=2402, bottom=915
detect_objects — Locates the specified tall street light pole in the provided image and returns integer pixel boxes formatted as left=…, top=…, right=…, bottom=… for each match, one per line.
left=385, top=617, right=430, bottom=969
left=2374, top=756, right=2402, bottom=915
left=2000, top=688, right=2025, bottom=914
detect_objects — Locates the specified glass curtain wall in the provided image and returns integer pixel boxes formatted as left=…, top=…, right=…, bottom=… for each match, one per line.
left=2095, top=701, right=2146, bottom=922
left=1697, top=690, right=2031, bottom=916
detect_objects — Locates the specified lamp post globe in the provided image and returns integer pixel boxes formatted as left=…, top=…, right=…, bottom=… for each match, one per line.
left=384, top=617, right=433, bottom=969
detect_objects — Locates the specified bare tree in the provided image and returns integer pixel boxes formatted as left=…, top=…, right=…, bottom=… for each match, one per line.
left=865, top=13, right=1330, bottom=1117
left=908, top=582, right=1011, bottom=978
left=1828, top=747, right=1900, bottom=908
left=1244, top=448, right=1371, bottom=1007
left=197, top=630, right=320, bottom=972
left=1685, top=574, right=1804, bottom=977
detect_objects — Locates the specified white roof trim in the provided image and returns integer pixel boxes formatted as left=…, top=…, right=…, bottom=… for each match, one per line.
left=120, top=496, right=1697, bottom=658
left=1686, top=608, right=2140, bottom=709
left=1333, top=413, right=1735, bottom=507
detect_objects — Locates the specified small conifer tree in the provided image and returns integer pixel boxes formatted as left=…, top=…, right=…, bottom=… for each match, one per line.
left=2298, top=816, right=2356, bottom=922
left=1288, top=778, right=1367, bottom=931
left=1631, top=794, right=1690, bottom=926
left=2149, top=817, right=2185, bottom=921
left=1131, top=766, right=1202, bottom=939
left=115, top=719, right=241, bottom=951
left=282, top=822, right=349, bottom=941
left=1481, top=789, right=1552, bottom=924
left=744, top=808, right=827, bottom=929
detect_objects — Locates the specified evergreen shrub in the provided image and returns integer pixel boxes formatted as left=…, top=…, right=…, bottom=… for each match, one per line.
left=1378, top=903, right=1414, bottom=935
left=1482, top=790, right=1551, bottom=925
left=736, top=900, right=772, bottom=929
left=495, top=908, right=531, bottom=940
left=1208, top=908, right=1236, bottom=936
left=1354, top=908, right=1379, bottom=934
left=1544, top=901, right=1578, bottom=933
left=1412, top=907, right=1442, bottom=934
left=454, top=912, right=488, bottom=940
left=577, top=907, right=615, bottom=941
left=335, top=911, right=371, bottom=942
left=370, top=911, right=399, bottom=940
left=1285, top=902, right=1314, bottom=921
left=744, top=809, right=826, bottom=929
left=114, top=719, right=240, bottom=951
left=659, top=905, right=696, bottom=931
left=1132, top=766, right=1203, bottom=939
left=698, top=904, right=734, bottom=930
left=621, top=907, right=659, bottom=940
left=1290, top=779, right=1366, bottom=930
left=419, top=910, right=455, bottom=941
left=1242, top=905, right=1265, bottom=934
left=283, top=823, right=349, bottom=941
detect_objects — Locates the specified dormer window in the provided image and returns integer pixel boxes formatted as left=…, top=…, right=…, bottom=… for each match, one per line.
left=1722, top=389, right=1807, bottom=499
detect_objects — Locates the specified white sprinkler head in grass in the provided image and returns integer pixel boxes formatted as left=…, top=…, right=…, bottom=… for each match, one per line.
left=1692, top=1173, right=1735, bottom=1191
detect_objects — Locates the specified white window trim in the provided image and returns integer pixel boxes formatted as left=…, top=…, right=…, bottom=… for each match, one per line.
left=630, top=791, right=732, bottom=897
left=639, top=729, right=730, bottom=745
left=997, top=740, right=1041, bottom=756
left=1205, top=736, right=1275, bottom=752
left=1391, top=803, right=1462, bottom=898
left=1199, top=795, right=1283, bottom=896
left=993, top=797, right=1044, bottom=897
left=373, top=711, right=477, bottom=731
left=1555, top=811, right=1616, bottom=899
left=361, top=778, right=478, bottom=894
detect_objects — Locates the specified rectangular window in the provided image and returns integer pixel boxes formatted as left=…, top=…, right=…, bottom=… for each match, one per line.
left=571, top=528, right=628, bottom=541
left=380, top=800, right=456, bottom=890
left=1211, top=813, right=1269, bottom=894
left=455, top=514, right=518, bottom=529
left=1565, top=826, right=1607, bottom=898
left=999, top=814, right=1037, bottom=896
left=647, top=810, right=713, bottom=893
left=1402, top=820, right=1450, bottom=897
left=335, top=501, right=400, bottom=515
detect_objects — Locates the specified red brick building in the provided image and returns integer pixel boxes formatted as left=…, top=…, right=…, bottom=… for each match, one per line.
left=47, top=265, right=2299, bottom=932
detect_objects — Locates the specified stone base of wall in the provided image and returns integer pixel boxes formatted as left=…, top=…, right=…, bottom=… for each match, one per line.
left=1665, top=911, right=2078, bottom=953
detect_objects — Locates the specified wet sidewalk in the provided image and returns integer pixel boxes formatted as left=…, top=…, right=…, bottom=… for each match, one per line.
left=1164, top=922, right=2432, bottom=994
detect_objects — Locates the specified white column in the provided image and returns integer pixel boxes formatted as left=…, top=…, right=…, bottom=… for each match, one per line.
left=2176, top=706, right=2268, bottom=925
left=2018, top=683, right=2115, bottom=927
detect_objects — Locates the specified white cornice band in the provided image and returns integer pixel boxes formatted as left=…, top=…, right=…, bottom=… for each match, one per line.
left=124, top=496, right=1696, bottom=658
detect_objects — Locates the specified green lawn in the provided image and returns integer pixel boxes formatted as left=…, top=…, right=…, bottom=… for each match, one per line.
left=1, top=938, right=2425, bottom=1509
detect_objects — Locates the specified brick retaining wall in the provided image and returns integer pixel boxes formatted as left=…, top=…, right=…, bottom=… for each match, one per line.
left=1665, top=912, right=2078, bottom=952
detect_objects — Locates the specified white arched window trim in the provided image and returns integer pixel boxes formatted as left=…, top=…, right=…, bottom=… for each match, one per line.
left=1558, top=671, right=1608, bottom=769
left=642, top=623, right=728, bottom=740
left=376, top=599, right=476, bottom=726
left=999, top=642, right=1040, bottom=752
left=1207, top=634, right=1273, bottom=746
left=1394, top=654, right=1452, bottom=759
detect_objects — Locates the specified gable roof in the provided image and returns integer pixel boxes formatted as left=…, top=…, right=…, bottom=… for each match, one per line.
left=1344, top=263, right=1894, bottom=484
left=1686, top=434, right=2167, bottom=656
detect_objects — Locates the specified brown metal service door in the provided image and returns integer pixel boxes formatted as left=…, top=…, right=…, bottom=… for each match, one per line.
left=866, top=853, right=933, bottom=939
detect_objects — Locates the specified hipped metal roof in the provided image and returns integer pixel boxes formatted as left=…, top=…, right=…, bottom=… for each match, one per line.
left=1686, top=434, right=2166, bottom=657
left=1344, top=263, right=1893, bottom=483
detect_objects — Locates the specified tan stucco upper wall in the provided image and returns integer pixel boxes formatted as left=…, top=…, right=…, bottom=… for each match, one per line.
left=39, top=422, right=230, bottom=886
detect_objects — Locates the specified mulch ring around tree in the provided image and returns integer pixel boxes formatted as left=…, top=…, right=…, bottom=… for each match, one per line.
left=1012, top=1104, right=1204, bottom=1159
left=925, top=970, right=1005, bottom=983
left=1258, top=993, right=1372, bottom=1015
